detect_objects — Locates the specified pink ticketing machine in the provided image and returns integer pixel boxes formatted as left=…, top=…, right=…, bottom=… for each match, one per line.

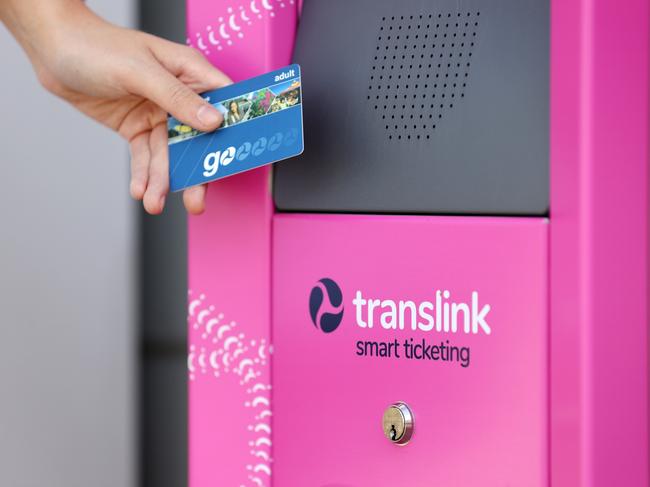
left=186, top=0, right=649, bottom=485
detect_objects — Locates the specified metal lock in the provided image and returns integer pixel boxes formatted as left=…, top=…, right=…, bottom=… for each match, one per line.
left=382, top=402, right=414, bottom=445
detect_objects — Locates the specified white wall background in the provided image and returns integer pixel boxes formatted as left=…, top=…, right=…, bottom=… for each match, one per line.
left=0, top=1, right=137, bottom=486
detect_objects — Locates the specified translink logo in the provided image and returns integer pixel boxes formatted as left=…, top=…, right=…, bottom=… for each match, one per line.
left=352, top=290, right=492, bottom=335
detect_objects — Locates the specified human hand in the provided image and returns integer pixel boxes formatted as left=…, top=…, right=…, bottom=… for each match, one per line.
left=1, top=0, right=230, bottom=214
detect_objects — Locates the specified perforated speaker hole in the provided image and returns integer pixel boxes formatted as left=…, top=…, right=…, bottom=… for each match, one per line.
left=368, top=12, right=480, bottom=141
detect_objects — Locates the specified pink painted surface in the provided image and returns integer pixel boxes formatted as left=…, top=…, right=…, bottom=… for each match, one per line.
left=550, top=0, right=649, bottom=485
left=187, top=0, right=298, bottom=79
left=184, top=0, right=650, bottom=485
left=273, top=214, right=548, bottom=486
left=186, top=2, right=298, bottom=487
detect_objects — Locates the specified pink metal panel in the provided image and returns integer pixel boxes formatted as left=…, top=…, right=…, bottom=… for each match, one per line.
left=184, top=0, right=650, bottom=485
left=186, top=2, right=298, bottom=487
left=273, top=214, right=548, bottom=486
left=550, top=0, right=649, bottom=485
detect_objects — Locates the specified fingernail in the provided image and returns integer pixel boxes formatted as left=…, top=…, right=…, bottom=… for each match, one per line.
left=160, top=196, right=166, bottom=210
left=197, top=105, right=221, bottom=126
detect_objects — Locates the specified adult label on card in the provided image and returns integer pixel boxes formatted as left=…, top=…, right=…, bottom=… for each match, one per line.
left=168, top=64, right=304, bottom=192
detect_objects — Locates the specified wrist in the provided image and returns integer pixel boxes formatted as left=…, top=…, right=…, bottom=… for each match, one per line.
left=1, top=0, right=88, bottom=58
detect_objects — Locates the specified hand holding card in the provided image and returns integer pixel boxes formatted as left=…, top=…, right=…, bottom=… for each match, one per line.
left=168, top=64, right=304, bottom=192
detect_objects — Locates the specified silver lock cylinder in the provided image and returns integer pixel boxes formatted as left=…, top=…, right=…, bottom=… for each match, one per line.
left=382, top=402, right=414, bottom=445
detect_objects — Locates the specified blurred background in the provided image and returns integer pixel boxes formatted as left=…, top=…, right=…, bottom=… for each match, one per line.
left=0, top=1, right=188, bottom=486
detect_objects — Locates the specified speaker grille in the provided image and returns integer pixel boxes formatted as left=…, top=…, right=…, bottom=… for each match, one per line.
left=368, top=12, right=480, bottom=141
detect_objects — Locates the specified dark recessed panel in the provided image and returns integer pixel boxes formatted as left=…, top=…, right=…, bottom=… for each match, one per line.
left=274, top=0, right=549, bottom=215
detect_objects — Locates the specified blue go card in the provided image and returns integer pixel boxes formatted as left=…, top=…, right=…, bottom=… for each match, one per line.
left=168, top=64, right=304, bottom=192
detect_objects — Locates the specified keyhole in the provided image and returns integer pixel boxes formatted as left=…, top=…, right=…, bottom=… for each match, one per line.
left=390, top=424, right=398, bottom=441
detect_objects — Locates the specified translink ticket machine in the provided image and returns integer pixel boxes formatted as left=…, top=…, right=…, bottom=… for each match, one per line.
left=185, top=1, right=649, bottom=486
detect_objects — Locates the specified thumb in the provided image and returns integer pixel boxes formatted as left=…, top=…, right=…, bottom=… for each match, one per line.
left=132, top=63, right=223, bottom=132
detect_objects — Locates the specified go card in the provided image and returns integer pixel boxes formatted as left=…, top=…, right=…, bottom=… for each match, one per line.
left=168, top=64, right=304, bottom=192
